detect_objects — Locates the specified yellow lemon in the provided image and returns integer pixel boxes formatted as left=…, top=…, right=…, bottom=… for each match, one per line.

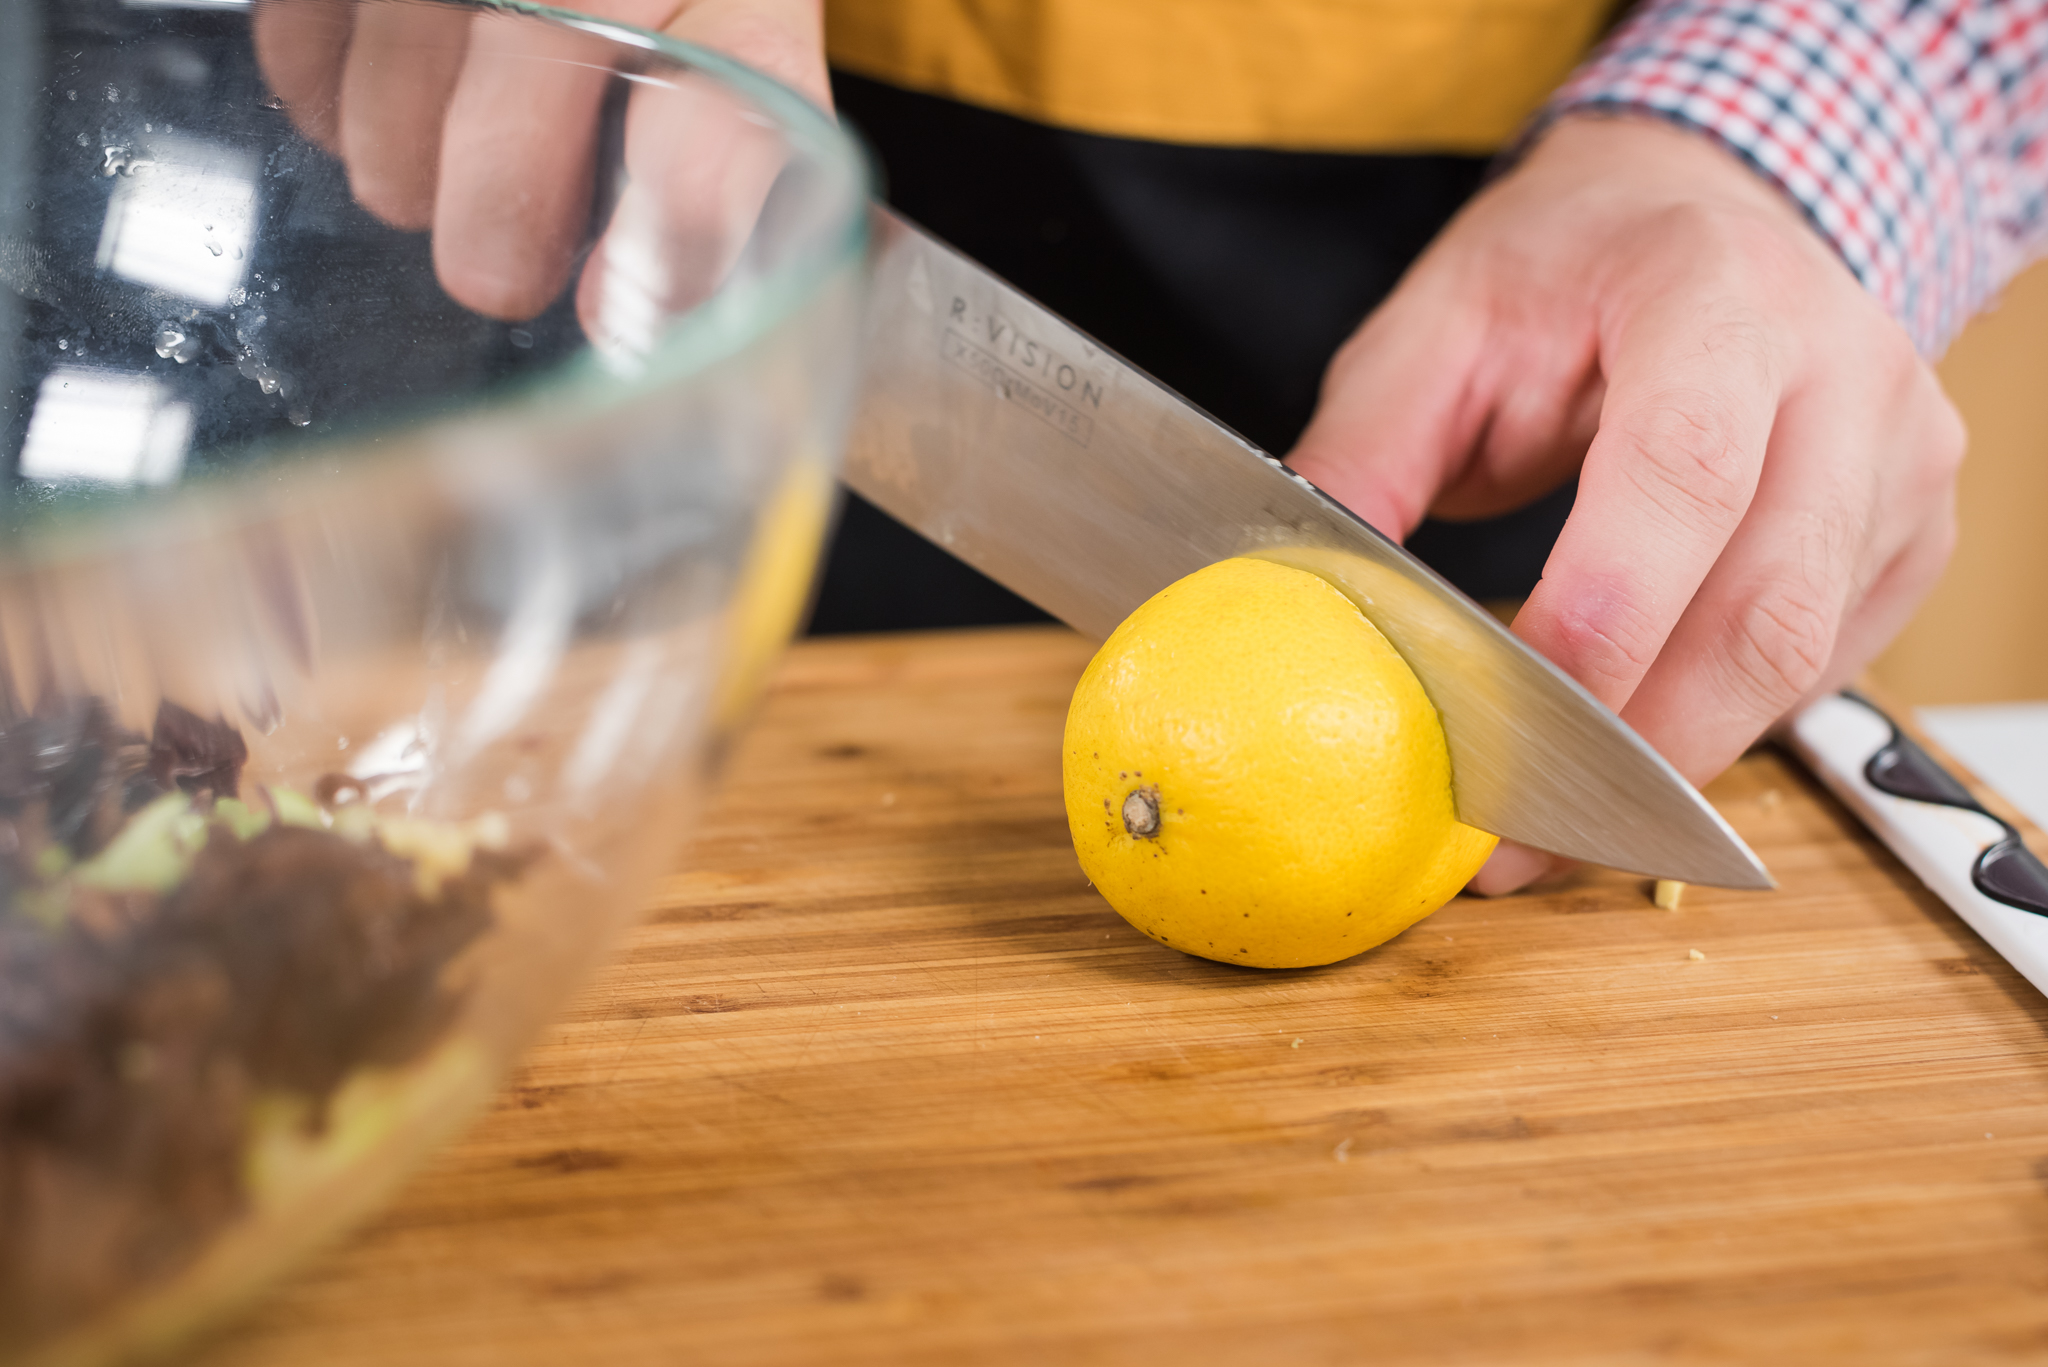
left=710, top=450, right=835, bottom=732
left=1063, top=557, right=1496, bottom=968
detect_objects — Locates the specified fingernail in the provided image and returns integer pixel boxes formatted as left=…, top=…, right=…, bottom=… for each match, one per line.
left=1466, top=841, right=1558, bottom=897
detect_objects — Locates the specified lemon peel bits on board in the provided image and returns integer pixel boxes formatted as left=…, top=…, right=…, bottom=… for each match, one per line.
left=1063, top=557, right=1497, bottom=969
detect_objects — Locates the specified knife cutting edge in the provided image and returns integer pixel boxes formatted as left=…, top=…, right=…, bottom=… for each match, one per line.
left=842, top=207, right=1772, bottom=890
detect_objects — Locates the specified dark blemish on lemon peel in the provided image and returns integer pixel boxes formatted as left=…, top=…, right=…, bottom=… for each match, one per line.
left=1122, top=785, right=1162, bottom=838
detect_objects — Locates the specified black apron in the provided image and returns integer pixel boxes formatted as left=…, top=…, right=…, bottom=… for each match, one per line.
left=808, top=72, right=1578, bottom=634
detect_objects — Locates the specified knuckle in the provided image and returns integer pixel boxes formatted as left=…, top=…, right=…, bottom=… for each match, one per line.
left=1901, top=498, right=1960, bottom=589
left=1639, top=202, right=1809, bottom=299
left=1545, top=583, right=1665, bottom=695
left=1879, top=370, right=1966, bottom=507
left=1925, top=389, right=1968, bottom=481
left=1617, top=393, right=1756, bottom=526
left=1722, top=580, right=1838, bottom=713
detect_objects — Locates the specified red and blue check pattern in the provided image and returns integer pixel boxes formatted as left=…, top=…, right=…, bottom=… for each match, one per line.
left=1549, top=0, right=2048, bottom=355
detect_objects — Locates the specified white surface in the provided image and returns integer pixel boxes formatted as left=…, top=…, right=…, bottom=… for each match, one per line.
left=1789, top=696, right=2048, bottom=1001
left=1920, top=702, right=2048, bottom=832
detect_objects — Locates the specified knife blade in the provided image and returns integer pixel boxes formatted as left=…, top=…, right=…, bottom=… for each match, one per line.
left=842, top=208, right=1772, bottom=890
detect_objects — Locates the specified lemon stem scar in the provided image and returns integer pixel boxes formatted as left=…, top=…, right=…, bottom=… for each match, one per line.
left=1122, top=786, right=1161, bottom=838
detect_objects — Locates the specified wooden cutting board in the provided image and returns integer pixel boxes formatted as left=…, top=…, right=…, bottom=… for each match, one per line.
left=200, top=625, right=2048, bottom=1366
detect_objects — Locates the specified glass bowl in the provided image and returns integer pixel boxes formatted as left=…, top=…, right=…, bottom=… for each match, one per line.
left=0, top=3, right=869, bottom=1362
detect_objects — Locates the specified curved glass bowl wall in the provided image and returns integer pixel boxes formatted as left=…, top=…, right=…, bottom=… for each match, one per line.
left=0, top=4, right=868, bottom=1362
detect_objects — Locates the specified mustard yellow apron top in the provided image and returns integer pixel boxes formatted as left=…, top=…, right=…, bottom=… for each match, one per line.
left=823, top=0, right=1620, bottom=154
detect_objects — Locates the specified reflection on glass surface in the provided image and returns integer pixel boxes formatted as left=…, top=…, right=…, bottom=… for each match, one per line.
left=17, top=365, right=190, bottom=483
left=93, top=134, right=256, bottom=305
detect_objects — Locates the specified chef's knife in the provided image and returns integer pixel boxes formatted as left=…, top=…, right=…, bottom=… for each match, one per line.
left=1787, top=692, right=2048, bottom=997
left=842, top=208, right=1772, bottom=890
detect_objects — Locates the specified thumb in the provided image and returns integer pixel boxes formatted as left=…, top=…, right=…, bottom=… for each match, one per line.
left=1283, top=271, right=1490, bottom=542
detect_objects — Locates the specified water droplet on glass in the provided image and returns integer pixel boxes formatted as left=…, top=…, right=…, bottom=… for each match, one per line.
left=261, top=93, right=286, bottom=111
left=55, top=339, right=67, bottom=351
left=104, top=85, right=118, bottom=102
left=143, top=122, right=153, bottom=133
left=203, top=223, right=213, bottom=232
left=232, top=247, right=243, bottom=260
left=204, top=238, right=223, bottom=257
left=227, top=286, right=246, bottom=307
left=75, top=132, right=89, bottom=146
left=65, top=89, right=76, bottom=101
left=153, top=323, right=201, bottom=364
left=100, top=146, right=129, bottom=177
left=257, top=372, right=281, bottom=394
left=337, top=737, right=350, bottom=752
left=288, top=404, right=312, bottom=427
left=508, top=327, right=534, bottom=349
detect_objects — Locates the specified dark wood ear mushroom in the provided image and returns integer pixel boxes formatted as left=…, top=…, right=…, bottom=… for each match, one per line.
left=149, top=700, right=249, bottom=799
left=1121, top=785, right=1161, bottom=838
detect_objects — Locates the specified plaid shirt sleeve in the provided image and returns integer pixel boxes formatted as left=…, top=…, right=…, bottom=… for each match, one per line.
left=1544, top=0, right=2048, bottom=355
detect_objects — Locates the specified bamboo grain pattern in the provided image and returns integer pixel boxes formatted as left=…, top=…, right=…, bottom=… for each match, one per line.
left=201, top=626, right=2048, bottom=1365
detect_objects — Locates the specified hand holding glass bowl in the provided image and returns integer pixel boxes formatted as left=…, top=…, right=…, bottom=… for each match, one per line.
left=0, top=3, right=867, bottom=1362
left=252, top=0, right=830, bottom=343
